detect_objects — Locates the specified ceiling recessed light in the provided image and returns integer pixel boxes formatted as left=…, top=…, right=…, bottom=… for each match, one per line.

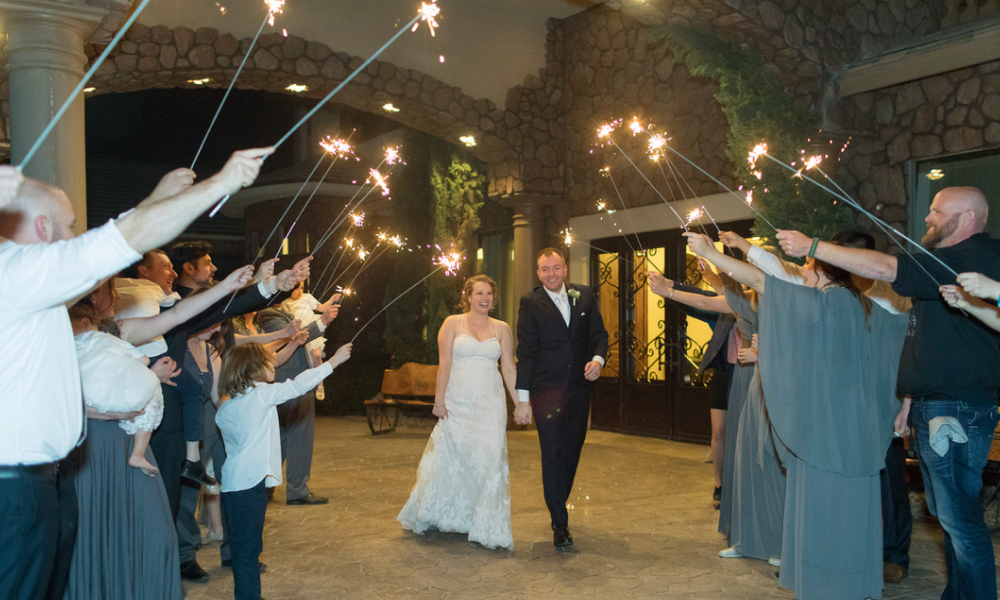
left=382, top=103, right=401, bottom=113
left=187, top=78, right=210, bottom=85
left=926, top=168, right=945, bottom=180
left=459, top=135, right=476, bottom=147
left=84, top=87, right=96, bottom=93
left=285, top=84, right=308, bottom=93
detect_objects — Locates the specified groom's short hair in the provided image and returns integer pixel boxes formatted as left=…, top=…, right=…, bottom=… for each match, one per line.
left=537, top=247, right=565, bottom=264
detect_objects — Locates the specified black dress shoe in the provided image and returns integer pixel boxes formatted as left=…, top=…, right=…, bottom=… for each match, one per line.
left=221, top=559, right=267, bottom=573
left=180, top=560, right=209, bottom=582
left=180, top=459, right=217, bottom=487
left=552, top=524, right=573, bottom=547
left=286, top=493, right=328, bottom=505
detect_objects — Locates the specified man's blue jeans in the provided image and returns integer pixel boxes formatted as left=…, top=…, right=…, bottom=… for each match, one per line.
left=911, top=399, right=999, bottom=600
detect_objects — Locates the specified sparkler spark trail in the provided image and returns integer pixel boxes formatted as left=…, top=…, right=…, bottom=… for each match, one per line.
left=763, top=152, right=958, bottom=282
left=271, top=1, right=442, bottom=152
left=368, top=168, right=391, bottom=197
left=272, top=137, right=355, bottom=259
left=17, top=0, right=153, bottom=171
left=599, top=167, right=642, bottom=253
left=350, top=248, right=462, bottom=343
left=598, top=129, right=688, bottom=230
left=413, top=1, right=441, bottom=36
left=330, top=233, right=407, bottom=297
left=192, top=0, right=284, bottom=171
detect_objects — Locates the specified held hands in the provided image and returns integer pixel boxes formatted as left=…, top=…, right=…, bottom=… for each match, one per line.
left=0, top=165, right=24, bottom=208
left=222, top=265, right=255, bottom=293
left=514, top=402, right=533, bottom=425
left=327, top=343, right=352, bottom=368
left=213, top=147, right=274, bottom=195
left=648, top=271, right=674, bottom=297
left=956, top=272, right=1000, bottom=302
left=939, top=285, right=972, bottom=310
left=584, top=360, right=602, bottom=381
left=150, top=356, right=181, bottom=386
left=775, top=230, right=811, bottom=258
left=682, top=231, right=715, bottom=257
left=718, top=231, right=749, bottom=253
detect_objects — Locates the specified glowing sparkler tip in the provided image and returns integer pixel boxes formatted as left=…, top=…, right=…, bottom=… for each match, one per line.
left=367, top=168, right=391, bottom=197
left=804, top=155, right=823, bottom=170
left=384, top=146, right=402, bottom=165
left=433, top=250, right=464, bottom=277
left=319, top=137, right=353, bottom=157
left=748, top=143, right=768, bottom=169
left=350, top=212, right=365, bottom=227
left=628, top=117, right=644, bottom=136
left=413, top=1, right=441, bottom=37
left=686, top=208, right=703, bottom=224
left=597, top=124, right=615, bottom=139
left=745, top=190, right=754, bottom=204
left=389, top=235, right=404, bottom=248
left=562, top=228, right=573, bottom=247
left=265, top=0, right=284, bottom=25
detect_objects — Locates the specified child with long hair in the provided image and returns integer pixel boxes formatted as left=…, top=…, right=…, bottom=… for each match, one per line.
left=215, top=341, right=351, bottom=600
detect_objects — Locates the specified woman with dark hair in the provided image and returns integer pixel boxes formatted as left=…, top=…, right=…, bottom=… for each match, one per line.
left=397, top=274, right=520, bottom=550
left=685, top=232, right=907, bottom=600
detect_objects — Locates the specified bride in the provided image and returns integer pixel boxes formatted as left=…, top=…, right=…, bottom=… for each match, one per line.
left=397, top=274, right=519, bottom=550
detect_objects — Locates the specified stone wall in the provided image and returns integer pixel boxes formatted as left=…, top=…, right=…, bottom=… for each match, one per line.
left=490, top=4, right=733, bottom=237
left=833, top=59, right=1000, bottom=235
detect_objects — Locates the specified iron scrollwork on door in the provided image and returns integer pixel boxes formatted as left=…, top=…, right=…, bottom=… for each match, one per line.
left=627, top=248, right=668, bottom=383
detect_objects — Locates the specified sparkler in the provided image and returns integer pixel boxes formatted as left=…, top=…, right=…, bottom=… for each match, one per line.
left=192, top=0, right=285, bottom=171
left=209, top=1, right=436, bottom=217
left=350, top=249, right=463, bottom=343
left=762, top=150, right=958, bottom=281
left=599, top=166, right=643, bottom=253
left=271, top=1, right=440, bottom=152
left=598, top=120, right=688, bottom=230
left=17, top=0, right=153, bottom=171
left=271, top=137, right=355, bottom=259
left=327, top=233, right=406, bottom=298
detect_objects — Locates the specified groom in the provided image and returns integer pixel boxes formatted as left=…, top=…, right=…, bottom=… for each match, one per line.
left=515, top=248, right=609, bottom=547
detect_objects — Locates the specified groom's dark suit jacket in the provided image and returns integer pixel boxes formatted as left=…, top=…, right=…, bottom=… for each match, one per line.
left=515, top=284, right=609, bottom=406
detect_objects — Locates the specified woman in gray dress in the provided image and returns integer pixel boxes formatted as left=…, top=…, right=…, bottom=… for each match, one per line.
left=686, top=232, right=907, bottom=600
left=63, top=280, right=183, bottom=600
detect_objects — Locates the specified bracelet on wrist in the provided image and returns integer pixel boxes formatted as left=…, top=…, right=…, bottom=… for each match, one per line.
left=807, top=237, right=820, bottom=259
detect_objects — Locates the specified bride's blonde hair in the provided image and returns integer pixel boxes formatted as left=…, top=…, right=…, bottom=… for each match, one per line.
left=459, top=274, right=498, bottom=313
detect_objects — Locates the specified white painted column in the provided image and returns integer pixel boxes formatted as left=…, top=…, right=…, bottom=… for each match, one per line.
left=1, top=1, right=108, bottom=235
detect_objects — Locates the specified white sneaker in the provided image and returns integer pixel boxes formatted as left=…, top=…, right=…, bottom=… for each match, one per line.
left=768, top=556, right=781, bottom=566
left=718, top=547, right=743, bottom=558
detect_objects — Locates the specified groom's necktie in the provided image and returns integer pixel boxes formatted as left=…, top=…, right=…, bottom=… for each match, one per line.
left=555, top=293, right=570, bottom=326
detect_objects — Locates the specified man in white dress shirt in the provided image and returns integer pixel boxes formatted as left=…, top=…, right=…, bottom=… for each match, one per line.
left=0, top=146, right=272, bottom=600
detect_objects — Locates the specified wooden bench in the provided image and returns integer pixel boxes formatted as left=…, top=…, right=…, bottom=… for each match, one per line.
left=364, top=363, right=438, bottom=435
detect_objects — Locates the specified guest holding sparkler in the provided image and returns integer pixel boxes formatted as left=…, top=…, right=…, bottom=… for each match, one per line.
left=281, top=282, right=342, bottom=399
left=721, top=230, right=915, bottom=583
left=687, top=230, right=908, bottom=600
left=941, top=272, right=1000, bottom=333
left=778, top=186, right=1000, bottom=599
left=398, top=275, right=520, bottom=550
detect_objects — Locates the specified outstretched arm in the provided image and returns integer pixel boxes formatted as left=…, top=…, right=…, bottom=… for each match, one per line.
left=777, top=229, right=898, bottom=282
left=684, top=232, right=765, bottom=294
left=118, top=266, right=254, bottom=346
left=115, top=147, right=273, bottom=253
left=649, top=271, right=735, bottom=314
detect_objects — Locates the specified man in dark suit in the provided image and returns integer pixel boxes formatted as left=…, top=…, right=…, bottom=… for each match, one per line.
left=515, top=248, right=609, bottom=547
left=259, top=301, right=339, bottom=505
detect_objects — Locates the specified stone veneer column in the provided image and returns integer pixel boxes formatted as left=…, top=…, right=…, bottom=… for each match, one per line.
left=1, top=1, right=108, bottom=235
left=502, top=194, right=559, bottom=304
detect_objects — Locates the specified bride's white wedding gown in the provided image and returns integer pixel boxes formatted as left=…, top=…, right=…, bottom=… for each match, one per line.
left=397, top=325, right=513, bottom=550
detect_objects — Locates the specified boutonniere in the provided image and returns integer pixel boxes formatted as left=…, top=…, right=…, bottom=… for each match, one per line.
left=566, top=288, right=580, bottom=306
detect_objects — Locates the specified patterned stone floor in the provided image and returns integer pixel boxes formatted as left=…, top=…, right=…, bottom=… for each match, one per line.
left=184, top=416, right=993, bottom=599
